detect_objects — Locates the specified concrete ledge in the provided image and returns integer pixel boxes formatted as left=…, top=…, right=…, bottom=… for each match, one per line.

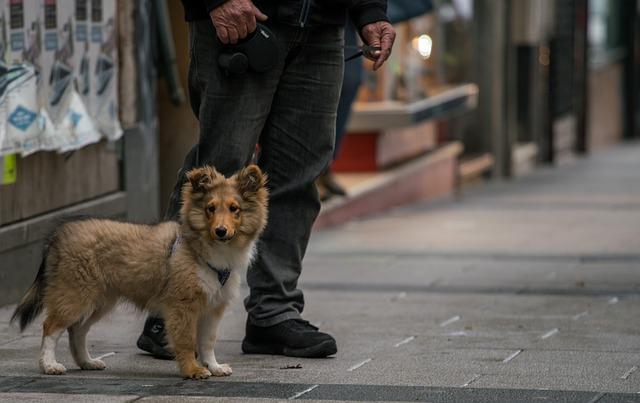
left=315, top=142, right=463, bottom=230
left=0, top=192, right=127, bottom=254
left=348, top=84, right=479, bottom=132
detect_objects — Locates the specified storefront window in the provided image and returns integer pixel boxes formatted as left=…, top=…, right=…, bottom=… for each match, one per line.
left=589, top=0, right=627, bottom=65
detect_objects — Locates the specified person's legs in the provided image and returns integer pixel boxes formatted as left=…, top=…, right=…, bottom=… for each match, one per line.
left=242, top=25, right=344, bottom=356
left=140, top=21, right=344, bottom=359
left=139, top=20, right=289, bottom=357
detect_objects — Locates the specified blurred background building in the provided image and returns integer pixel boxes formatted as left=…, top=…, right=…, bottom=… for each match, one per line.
left=0, top=0, right=639, bottom=305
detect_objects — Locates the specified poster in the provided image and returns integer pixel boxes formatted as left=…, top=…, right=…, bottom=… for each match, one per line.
left=2, top=0, right=42, bottom=156
left=89, top=0, right=121, bottom=141
left=63, top=0, right=100, bottom=151
left=40, top=0, right=76, bottom=151
left=0, top=0, right=8, bottom=153
left=0, top=0, right=119, bottom=157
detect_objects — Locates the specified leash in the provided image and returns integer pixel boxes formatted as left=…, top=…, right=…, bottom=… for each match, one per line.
left=170, top=236, right=231, bottom=286
left=344, top=44, right=382, bottom=62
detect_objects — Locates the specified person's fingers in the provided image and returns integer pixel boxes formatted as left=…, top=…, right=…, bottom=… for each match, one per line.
left=381, top=29, right=395, bottom=53
left=253, top=5, right=268, bottom=22
left=217, top=25, right=230, bottom=44
left=246, top=15, right=257, bottom=34
left=373, top=50, right=387, bottom=70
left=373, top=40, right=393, bottom=69
left=237, top=21, right=248, bottom=40
left=228, top=26, right=239, bottom=44
left=366, top=28, right=382, bottom=49
left=361, top=25, right=380, bottom=62
left=374, top=25, right=396, bottom=70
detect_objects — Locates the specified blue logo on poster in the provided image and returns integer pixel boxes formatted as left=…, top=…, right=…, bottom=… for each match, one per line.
left=69, top=110, right=82, bottom=126
left=10, top=32, right=24, bottom=51
left=8, top=106, right=38, bottom=131
left=91, top=26, right=102, bottom=43
left=45, top=32, right=58, bottom=51
left=76, top=24, right=88, bottom=42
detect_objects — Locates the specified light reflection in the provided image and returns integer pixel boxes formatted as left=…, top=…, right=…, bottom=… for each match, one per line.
left=412, top=34, right=433, bottom=59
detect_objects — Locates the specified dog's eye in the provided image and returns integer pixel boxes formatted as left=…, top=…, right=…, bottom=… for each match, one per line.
left=229, top=205, right=239, bottom=213
left=207, top=205, right=216, bottom=214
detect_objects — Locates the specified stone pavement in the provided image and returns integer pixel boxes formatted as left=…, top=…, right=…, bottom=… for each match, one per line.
left=1, top=143, right=639, bottom=402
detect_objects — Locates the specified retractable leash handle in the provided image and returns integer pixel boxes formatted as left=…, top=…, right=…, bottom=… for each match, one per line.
left=218, top=52, right=249, bottom=74
left=218, top=23, right=280, bottom=75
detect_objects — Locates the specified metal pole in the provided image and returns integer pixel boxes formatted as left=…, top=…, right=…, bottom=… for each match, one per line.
left=473, top=0, right=510, bottom=178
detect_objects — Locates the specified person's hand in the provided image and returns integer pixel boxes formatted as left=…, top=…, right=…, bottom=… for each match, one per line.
left=210, top=0, right=268, bottom=45
left=360, top=21, right=396, bottom=71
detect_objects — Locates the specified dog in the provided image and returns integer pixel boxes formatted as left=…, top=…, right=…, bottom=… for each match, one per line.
left=11, top=165, right=268, bottom=379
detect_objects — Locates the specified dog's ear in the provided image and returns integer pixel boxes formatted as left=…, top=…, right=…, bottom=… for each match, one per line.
left=236, top=165, right=267, bottom=197
left=186, top=166, right=216, bottom=193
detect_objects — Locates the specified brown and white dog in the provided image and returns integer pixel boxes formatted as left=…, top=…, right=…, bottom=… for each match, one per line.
left=11, top=165, right=268, bottom=379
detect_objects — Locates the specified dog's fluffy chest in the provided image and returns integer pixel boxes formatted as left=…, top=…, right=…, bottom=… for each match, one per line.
left=196, top=243, right=254, bottom=305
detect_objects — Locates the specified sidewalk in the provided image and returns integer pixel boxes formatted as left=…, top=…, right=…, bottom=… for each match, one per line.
left=1, top=143, right=639, bottom=402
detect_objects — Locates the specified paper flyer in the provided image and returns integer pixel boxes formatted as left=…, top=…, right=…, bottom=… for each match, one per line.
left=62, top=0, right=100, bottom=151
left=40, top=0, right=76, bottom=151
left=2, top=0, right=43, bottom=156
left=73, top=0, right=89, bottom=104
left=0, top=0, right=7, bottom=153
left=89, top=0, right=121, bottom=141
left=0, top=153, right=17, bottom=184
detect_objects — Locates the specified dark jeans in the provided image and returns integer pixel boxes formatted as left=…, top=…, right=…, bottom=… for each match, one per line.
left=166, top=21, right=344, bottom=326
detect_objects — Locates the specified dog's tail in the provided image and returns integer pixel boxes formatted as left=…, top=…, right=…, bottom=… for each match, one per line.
left=11, top=256, right=47, bottom=332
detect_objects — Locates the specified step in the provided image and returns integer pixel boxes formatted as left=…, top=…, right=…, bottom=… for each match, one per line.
left=314, top=142, right=463, bottom=230
left=332, top=120, right=438, bottom=172
left=459, top=152, right=494, bottom=187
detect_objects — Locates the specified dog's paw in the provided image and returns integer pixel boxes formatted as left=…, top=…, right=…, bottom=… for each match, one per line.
left=41, top=362, right=67, bottom=375
left=208, top=363, right=232, bottom=377
left=184, top=366, right=212, bottom=380
left=80, top=359, right=106, bottom=370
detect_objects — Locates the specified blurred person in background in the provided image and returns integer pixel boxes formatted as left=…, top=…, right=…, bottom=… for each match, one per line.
left=137, top=0, right=396, bottom=359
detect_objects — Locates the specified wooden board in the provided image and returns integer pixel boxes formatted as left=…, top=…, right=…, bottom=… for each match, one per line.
left=0, top=142, right=120, bottom=226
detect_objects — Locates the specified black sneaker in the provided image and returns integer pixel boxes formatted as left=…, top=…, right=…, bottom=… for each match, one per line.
left=136, top=316, right=174, bottom=360
left=242, top=318, right=337, bottom=358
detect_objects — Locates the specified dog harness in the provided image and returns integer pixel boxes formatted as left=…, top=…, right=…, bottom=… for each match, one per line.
left=171, top=236, right=231, bottom=286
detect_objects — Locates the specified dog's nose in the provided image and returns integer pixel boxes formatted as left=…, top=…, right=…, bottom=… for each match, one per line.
left=215, top=227, right=227, bottom=238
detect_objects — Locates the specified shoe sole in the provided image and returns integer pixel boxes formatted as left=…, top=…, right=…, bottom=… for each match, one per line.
left=242, top=339, right=337, bottom=358
left=136, top=334, right=174, bottom=360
